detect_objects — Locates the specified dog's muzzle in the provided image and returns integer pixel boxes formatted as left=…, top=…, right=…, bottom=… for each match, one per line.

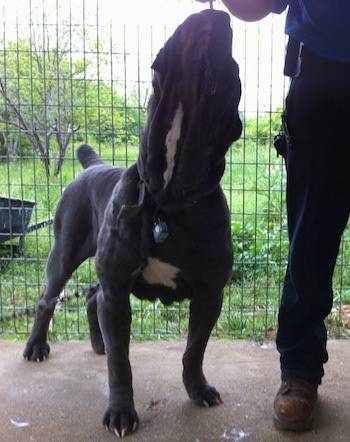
left=138, top=9, right=242, bottom=209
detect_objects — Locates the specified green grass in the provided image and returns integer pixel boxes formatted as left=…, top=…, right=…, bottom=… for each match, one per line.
left=1, top=138, right=350, bottom=340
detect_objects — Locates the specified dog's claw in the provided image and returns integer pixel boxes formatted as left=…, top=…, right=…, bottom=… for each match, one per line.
left=23, top=341, right=50, bottom=362
left=184, top=379, right=222, bottom=408
left=112, top=426, right=132, bottom=438
left=103, top=406, right=139, bottom=438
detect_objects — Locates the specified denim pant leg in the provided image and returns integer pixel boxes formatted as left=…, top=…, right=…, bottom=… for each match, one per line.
left=276, top=48, right=350, bottom=385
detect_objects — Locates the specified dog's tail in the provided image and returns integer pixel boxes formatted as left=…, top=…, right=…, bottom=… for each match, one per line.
left=77, top=144, right=106, bottom=169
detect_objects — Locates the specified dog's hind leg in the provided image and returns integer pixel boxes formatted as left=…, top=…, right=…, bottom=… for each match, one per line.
left=23, top=244, right=70, bottom=361
left=23, top=235, right=94, bottom=361
left=182, top=290, right=223, bottom=407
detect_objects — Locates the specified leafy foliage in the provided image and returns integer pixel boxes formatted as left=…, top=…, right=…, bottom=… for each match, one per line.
left=0, top=26, right=146, bottom=176
left=243, top=109, right=283, bottom=146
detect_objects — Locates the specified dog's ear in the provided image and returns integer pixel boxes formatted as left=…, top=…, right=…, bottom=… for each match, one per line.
left=151, top=48, right=164, bottom=73
left=151, top=34, right=181, bottom=80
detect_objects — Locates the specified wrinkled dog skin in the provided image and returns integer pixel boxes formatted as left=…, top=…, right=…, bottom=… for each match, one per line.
left=24, top=9, right=242, bottom=438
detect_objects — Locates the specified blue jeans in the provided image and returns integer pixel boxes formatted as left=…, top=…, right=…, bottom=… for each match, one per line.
left=277, top=47, right=350, bottom=385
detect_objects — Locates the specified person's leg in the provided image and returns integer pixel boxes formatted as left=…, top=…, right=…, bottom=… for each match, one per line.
left=274, top=47, right=350, bottom=430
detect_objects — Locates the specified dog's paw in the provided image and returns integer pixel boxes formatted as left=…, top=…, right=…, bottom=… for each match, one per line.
left=103, top=406, right=139, bottom=438
left=23, top=341, right=50, bottom=362
left=186, top=382, right=222, bottom=407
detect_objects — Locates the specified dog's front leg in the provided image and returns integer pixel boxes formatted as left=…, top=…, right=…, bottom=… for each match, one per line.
left=182, top=292, right=223, bottom=407
left=96, top=285, right=139, bottom=438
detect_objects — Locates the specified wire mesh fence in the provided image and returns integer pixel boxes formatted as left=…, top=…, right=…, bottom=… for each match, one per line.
left=0, top=0, right=349, bottom=341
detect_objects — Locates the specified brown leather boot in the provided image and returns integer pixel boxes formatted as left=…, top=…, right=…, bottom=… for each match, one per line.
left=273, top=379, right=318, bottom=431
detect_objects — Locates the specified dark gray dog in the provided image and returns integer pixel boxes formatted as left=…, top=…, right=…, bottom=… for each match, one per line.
left=24, top=9, right=242, bottom=438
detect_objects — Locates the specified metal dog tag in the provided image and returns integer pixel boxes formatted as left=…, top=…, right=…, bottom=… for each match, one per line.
left=153, top=220, right=169, bottom=243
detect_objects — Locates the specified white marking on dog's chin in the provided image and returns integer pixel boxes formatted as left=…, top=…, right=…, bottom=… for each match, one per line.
left=163, top=102, right=184, bottom=188
left=142, top=257, right=179, bottom=289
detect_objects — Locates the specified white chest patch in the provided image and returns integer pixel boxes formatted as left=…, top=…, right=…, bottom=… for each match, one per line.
left=163, top=102, right=184, bottom=188
left=141, top=257, right=179, bottom=289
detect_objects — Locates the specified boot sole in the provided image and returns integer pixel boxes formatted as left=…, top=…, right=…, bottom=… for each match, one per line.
left=273, top=414, right=313, bottom=431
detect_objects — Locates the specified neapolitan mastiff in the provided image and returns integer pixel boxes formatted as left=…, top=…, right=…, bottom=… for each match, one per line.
left=24, top=9, right=242, bottom=438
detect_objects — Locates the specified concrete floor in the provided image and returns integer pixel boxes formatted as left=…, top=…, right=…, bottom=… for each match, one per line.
left=1, top=339, right=350, bottom=441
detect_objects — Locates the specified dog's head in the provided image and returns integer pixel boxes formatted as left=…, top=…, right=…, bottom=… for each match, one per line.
left=138, top=9, right=242, bottom=207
